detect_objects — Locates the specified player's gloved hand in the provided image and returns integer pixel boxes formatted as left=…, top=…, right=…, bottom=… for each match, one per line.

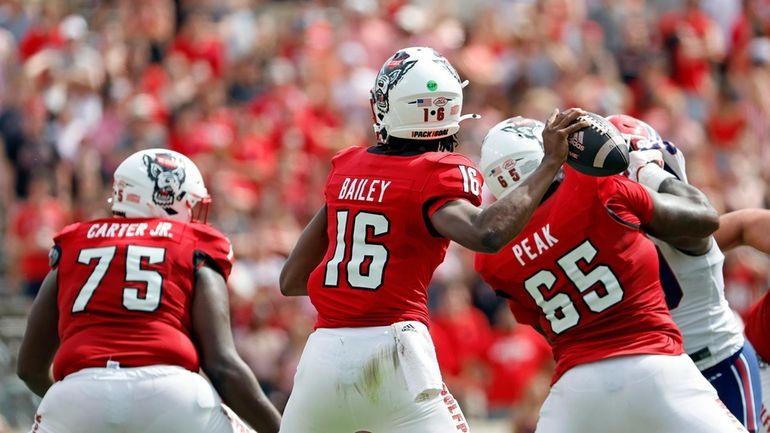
left=627, top=149, right=675, bottom=191
left=632, top=139, right=688, bottom=184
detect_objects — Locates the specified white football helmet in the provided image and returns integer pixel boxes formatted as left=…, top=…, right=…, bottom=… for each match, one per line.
left=480, top=116, right=546, bottom=199
left=370, top=47, right=477, bottom=143
left=111, top=148, right=210, bottom=222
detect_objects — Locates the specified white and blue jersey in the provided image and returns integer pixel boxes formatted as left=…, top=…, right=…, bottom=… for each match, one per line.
left=655, top=237, right=762, bottom=432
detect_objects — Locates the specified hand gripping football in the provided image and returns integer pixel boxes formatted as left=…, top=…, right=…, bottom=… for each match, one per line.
left=566, top=112, right=630, bottom=176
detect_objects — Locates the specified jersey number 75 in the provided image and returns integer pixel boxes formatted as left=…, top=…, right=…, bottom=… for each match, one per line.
left=72, top=246, right=165, bottom=313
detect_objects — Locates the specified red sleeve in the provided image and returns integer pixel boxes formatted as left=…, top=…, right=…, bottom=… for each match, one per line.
left=601, top=175, right=654, bottom=227
left=423, top=153, right=483, bottom=217
left=192, top=224, right=234, bottom=280
left=50, top=223, right=80, bottom=269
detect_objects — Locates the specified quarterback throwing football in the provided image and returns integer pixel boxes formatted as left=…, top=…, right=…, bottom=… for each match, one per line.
left=279, top=47, right=587, bottom=433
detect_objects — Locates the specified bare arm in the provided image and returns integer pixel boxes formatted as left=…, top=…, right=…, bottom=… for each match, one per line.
left=644, top=178, right=720, bottom=254
left=17, top=270, right=60, bottom=397
left=431, top=108, right=588, bottom=253
left=279, top=206, right=328, bottom=296
left=192, top=265, right=281, bottom=433
left=714, top=209, right=770, bottom=253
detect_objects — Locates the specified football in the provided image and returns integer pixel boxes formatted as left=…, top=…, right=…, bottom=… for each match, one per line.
left=566, top=112, right=630, bottom=176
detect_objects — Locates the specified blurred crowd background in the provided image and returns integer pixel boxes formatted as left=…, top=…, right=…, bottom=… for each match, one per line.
left=1, top=0, right=769, bottom=432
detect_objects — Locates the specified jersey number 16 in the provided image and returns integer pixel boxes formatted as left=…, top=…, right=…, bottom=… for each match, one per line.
left=323, top=210, right=390, bottom=290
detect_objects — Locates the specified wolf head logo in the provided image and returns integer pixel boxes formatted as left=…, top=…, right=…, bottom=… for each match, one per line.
left=143, top=152, right=186, bottom=210
left=372, top=50, right=418, bottom=116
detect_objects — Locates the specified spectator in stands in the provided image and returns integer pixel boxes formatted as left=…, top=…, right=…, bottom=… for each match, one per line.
left=483, top=304, right=553, bottom=416
left=6, top=173, right=68, bottom=298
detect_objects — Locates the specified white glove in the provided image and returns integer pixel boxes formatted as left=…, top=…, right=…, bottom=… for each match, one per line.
left=627, top=149, right=675, bottom=191
left=634, top=139, right=688, bottom=184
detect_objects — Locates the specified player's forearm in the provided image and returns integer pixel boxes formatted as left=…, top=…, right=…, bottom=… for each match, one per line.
left=716, top=209, right=770, bottom=253
left=206, top=360, right=281, bottom=433
left=474, top=157, right=563, bottom=252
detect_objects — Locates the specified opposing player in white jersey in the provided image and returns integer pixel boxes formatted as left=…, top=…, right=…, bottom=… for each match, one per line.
left=715, top=209, right=770, bottom=433
left=609, top=114, right=762, bottom=432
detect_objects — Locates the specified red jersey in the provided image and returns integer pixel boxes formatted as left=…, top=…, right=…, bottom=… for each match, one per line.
left=307, top=146, right=483, bottom=328
left=744, top=291, right=770, bottom=362
left=51, top=217, right=233, bottom=380
left=475, top=167, right=683, bottom=383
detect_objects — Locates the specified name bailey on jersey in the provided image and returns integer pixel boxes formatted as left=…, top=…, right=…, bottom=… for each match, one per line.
left=338, top=177, right=392, bottom=203
left=86, top=221, right=174, bottom=239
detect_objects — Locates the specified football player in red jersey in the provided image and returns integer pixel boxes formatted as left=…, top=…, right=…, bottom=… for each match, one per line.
left=16, top=149, right=281, bottom=433
left=278, top=47, right=588, bottom=433
left=474, top=117, right=747, bottom=433
left=716, top=209, right=770, bottom=433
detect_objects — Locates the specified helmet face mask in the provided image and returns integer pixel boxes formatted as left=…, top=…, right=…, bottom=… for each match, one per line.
left=111, top=149, right=210, bottom=223
left=480, top=117, right=546, bottom=199
left=370, top=47, right=474, bottom=144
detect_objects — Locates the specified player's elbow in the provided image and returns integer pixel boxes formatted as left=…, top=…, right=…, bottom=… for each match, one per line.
left=279, top=268, right=307, bottom=297
left=202, top=359, right=240, bottom=396
left=202, top=355, right=254, bottom=397
left=477, top=230, right=507, bottom=254
left=16, top=364, right=45, bottom=389
left=279, top=283, right=306, bottom=297
left=690, top=208, right=720, bottom=238
left=455, top=228, right=508, bottom=253
left=16, top=365, right=33, bottom=384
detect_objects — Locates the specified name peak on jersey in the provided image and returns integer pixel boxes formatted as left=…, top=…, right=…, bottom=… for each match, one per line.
left=86, top=221, right=174, bottom=239
left=512, top=224, right=559, bottom=266
left=338, top=177, right=392, bottom=203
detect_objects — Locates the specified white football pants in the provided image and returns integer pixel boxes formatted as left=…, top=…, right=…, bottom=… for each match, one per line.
left=536, top=353, right=748, bottom=433
left=279, top=323, right=470, bottom=433
left=27, top=365, right=254, bottom=433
